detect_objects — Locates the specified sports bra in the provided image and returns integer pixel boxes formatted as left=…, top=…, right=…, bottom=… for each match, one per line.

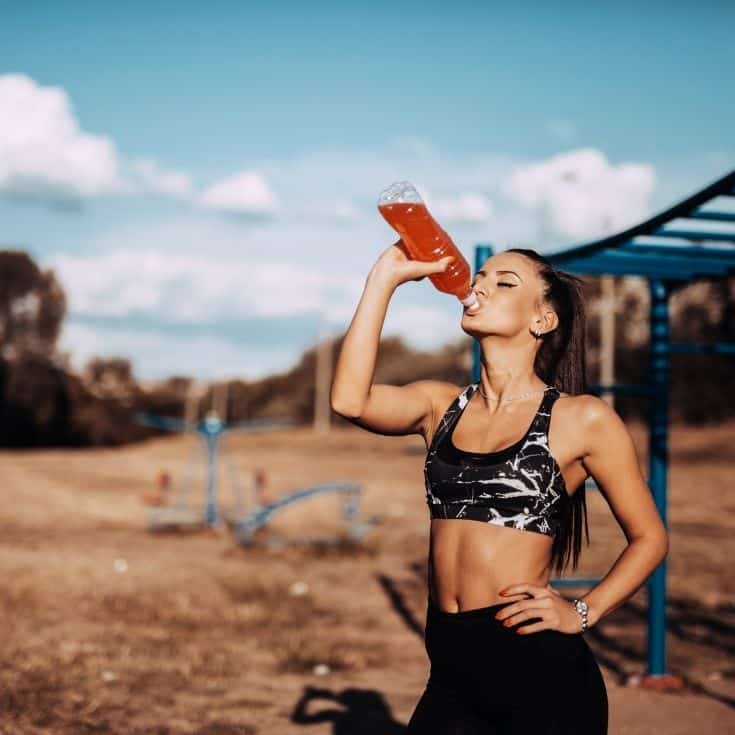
left=423, top=383, right=570, bottom=538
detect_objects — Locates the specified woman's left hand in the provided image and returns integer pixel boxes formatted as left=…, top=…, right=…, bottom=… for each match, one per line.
left=493, top=582, right=583, bottom=635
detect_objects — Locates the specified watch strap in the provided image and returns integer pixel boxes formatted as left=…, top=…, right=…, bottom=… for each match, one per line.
left=572, top=598, right=589, bottom=632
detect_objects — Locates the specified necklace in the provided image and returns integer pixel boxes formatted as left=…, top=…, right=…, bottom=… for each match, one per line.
left=476, top=384, right=549, bottom=403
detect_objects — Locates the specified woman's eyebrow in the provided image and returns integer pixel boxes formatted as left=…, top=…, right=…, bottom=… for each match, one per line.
left=496, top=269, right=523, bottom=282
left=474, top=268, right=523, bottom=282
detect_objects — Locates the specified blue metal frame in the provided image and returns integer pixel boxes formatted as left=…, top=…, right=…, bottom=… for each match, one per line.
left=543, top=169, right=735, bottom=281
left=233, top=482, right=377, bottom=546
left=472, top=168, right=735, bottom=679
left=470, top=245, right=492, bottom=384
left=647, top=279, right=671, bottom=676
left=136, top=411, right=292, bottom=526
left=137, top=412, right=377, bottom=546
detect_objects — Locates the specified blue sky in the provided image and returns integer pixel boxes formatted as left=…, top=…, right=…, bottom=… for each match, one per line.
left=1, top=1, right=733, bottom=380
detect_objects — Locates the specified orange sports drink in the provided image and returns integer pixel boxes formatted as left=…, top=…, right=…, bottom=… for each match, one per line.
left=377, top=181, right=479, bottom=311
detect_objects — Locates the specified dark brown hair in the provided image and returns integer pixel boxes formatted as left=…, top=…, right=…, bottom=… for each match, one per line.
left=505, top=247, right=591, bottom=576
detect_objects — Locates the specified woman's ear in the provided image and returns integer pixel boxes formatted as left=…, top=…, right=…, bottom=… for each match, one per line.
left=541, top=307, right=558, bottom=334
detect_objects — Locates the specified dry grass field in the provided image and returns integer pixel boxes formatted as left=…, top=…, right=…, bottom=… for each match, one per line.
left=1, top=416, right=734, bottom=734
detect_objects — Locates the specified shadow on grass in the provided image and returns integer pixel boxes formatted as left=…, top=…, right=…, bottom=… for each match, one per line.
left=291, top=686, right=406, bottom=734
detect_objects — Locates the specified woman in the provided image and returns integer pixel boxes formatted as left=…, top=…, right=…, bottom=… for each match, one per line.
left=330, top=241, right=669, bottom=734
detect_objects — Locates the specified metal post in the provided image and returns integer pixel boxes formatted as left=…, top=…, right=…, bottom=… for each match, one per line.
left=472, top=244, right=494, bottom=383
left=599, top=276, right=617, bottom=410
left=204, top=433, right=219, bottom=525
left=646, top=278, right=670, bottom=676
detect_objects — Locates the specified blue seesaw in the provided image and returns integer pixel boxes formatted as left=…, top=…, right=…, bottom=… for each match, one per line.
left=233, top=481, right=379, bottom=548
left=136, top=404, right=379, bottom=546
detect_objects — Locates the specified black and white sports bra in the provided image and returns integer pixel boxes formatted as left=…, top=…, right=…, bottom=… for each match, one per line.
left=423, top=383, right=570, bottom=538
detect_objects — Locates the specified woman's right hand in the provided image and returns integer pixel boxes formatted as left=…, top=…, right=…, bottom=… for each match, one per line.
left=369, top=239, right=455, bottom=289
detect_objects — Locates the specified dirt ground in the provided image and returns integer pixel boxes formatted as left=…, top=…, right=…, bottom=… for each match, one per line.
left=1, top=416, right=734, bottom=734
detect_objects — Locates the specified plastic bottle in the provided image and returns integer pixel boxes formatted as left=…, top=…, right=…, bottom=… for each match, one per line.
left=377, top=181, right=479, bottom=311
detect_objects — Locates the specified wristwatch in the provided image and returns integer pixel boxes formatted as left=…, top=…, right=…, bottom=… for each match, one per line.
left=572, top=598, right=590, bottom=632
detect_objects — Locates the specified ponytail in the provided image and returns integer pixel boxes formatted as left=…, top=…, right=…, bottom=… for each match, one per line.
left=506, top=247, right=591, bottom=575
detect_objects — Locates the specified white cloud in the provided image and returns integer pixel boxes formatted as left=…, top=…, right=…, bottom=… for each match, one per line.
left=0, top=72, right=663, bottom=252
left=57, top=293, right=465, bottom=381
left=59, top=320, right=300, bottom=380
left=0, top=74, right=280, bottom=216
left=383, top=304, right=463, bottom=350
left=0, top=74, right=523, bottom=244
left=503, top=148, right=656, bottom=240
left=429, top=192, right=494, bottom=224
left=198, top=170, right=279, bottom=216
left=0, top=73, right=124, bottom=199
left=128, top=158, right=195, bottom=199
left=321, top=199, right=361, bottom=222
left=24, top=130, right=665, bottom=379
left=48, top=249, right=364, bottom=321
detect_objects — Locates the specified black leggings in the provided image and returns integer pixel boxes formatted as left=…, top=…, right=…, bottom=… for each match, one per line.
left=407, top=596, right=608, bottom=734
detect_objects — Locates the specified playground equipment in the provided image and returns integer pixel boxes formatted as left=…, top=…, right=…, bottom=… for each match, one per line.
left=232, top=480, right=379, bottom=548
left=138, top=380, right=380, bottom=546
left=137, top=403, right=293, bottom=530
left=472, top=168, right=735, bottom=688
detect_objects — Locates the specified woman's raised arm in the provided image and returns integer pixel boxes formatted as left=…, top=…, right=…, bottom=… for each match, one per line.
left=330, top=241, right=455, bottom=437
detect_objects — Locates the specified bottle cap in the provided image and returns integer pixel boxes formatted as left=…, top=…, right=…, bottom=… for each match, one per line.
left=377, top=180, right=423, bottom=206
left=460, top=291, right=479, bottom=310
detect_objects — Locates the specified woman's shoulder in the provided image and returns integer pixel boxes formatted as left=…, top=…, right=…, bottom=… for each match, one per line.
left=406, top=380, right=471, bottom=423
left=412, top=380, right=469, bottom=406
left=554, top=389, right=620, bottom=430
left=551, top=390, right=623, bottom=464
